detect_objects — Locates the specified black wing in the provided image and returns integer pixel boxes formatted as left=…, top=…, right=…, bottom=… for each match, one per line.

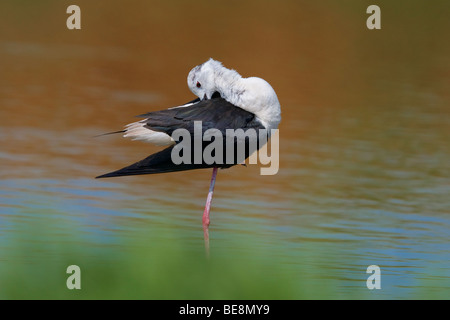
left=96, top=96, right=265, bottom=178
left=138, top=95, right=260, bottom=136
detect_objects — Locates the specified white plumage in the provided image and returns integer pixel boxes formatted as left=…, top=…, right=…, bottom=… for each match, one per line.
left=188, top=58, right=281, bottom=131
left=123, top=58, right=281, bottom=145
left=123, top=120, right=175, bottom=146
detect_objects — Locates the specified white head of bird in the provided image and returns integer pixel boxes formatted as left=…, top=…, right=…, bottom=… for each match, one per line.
left=187, top=59, right=219, bottom=100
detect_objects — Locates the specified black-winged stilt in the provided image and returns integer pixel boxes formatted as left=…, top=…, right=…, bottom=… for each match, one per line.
left=97, top=59, right=281, bottom=245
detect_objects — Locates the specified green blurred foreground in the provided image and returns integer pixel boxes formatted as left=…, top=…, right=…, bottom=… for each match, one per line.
left=0, top=217, right=442, bottom=300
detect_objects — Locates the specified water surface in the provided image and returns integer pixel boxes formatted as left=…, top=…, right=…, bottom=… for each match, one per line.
left=0, top=0, right=449, bottom=299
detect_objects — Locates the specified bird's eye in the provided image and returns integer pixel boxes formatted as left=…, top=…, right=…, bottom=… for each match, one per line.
left=196, top=81, right=201, bottom=88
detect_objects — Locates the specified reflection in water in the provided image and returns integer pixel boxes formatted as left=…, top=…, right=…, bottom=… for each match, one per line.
left=0, top=1, right=449, bottom=299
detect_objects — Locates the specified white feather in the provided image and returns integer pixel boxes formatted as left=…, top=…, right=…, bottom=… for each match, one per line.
left=123, top=119, right=174, bottom=146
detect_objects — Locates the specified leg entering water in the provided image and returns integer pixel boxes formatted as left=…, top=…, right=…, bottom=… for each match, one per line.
left=203, top=167, right=218, bottom=257
left=203, top=224, right=210, bottom=258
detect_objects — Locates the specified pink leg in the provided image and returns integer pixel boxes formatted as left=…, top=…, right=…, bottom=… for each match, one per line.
left=202, top=167, right=218, bottom=227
